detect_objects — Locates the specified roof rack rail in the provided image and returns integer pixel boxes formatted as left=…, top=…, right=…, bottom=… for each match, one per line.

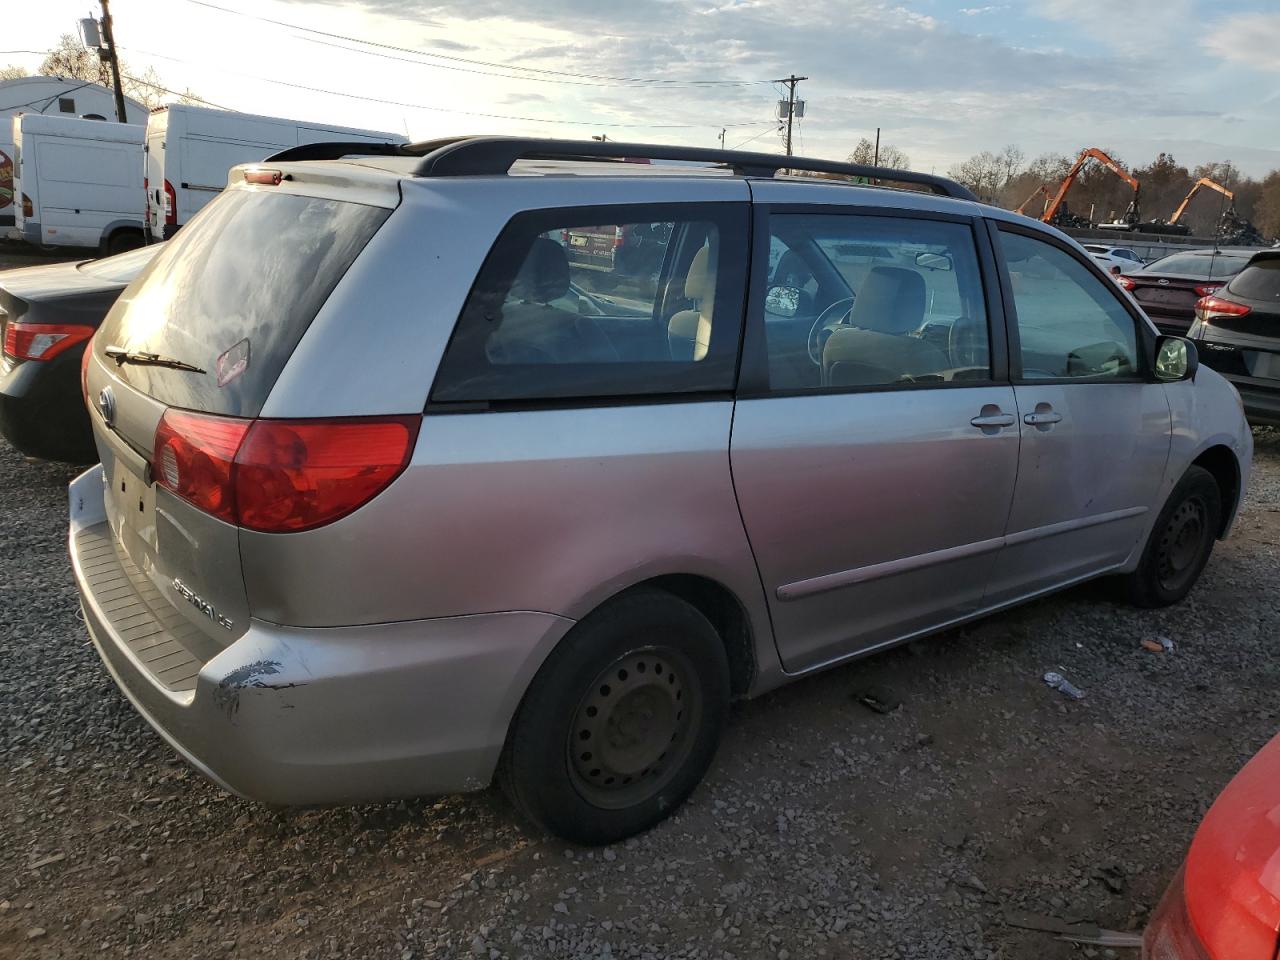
left=262, top=136, right=474, bottom=165
left=261, top=141, right=416, bottom=164
left=260, top=136, right=977, bottom=201
left=406, top=136, right=977, bottom=201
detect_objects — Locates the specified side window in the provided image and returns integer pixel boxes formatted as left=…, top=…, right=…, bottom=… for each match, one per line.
left=758, top=213, right=991, bottom=391
left=432, top=204, right=748, bottom=403
left=999, top=230, right=1140, bottom=380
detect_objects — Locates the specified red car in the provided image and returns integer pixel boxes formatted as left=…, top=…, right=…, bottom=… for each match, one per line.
left=1146, top=732, right=1280, bottom=958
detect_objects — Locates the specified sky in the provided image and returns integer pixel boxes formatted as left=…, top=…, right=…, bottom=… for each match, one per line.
left=6, top=0, right=1280, bottom=176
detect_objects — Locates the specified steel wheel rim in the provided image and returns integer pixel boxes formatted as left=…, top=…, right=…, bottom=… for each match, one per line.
left=1156, top=496, right=1208, bottom=590
left=567, top=647, right=701, bottom=810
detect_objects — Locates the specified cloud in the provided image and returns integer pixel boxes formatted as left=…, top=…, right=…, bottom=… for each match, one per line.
left=1203, top=12, right=1280, bottom=73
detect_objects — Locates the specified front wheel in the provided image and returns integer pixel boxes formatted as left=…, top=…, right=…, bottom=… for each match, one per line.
left=1119, top=465, right=1222, bottom=607
left=498, top=590, right=730, bottom=844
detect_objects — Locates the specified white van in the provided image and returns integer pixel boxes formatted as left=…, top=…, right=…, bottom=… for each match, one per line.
left=145, top=105, right=406, bottom=239
left=13, top=114, right=146, bottom=253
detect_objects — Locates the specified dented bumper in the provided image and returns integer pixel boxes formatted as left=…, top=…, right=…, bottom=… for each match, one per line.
left=69, top=465, right=574, bottom=805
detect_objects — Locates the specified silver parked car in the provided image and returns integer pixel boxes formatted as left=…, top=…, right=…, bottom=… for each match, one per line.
left=71, top=137, right=1253, bottom=843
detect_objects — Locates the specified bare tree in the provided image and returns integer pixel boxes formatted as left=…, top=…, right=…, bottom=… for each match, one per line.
left=848, top=137, right=910, bottom=170
left=1, top=33, right=201, bottom=111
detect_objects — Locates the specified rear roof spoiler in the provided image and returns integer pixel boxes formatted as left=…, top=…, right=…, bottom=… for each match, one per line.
left=263, top=135, right=977, bottom=201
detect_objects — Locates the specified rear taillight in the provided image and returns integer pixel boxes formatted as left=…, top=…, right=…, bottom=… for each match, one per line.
left=3, top=322, right=94, bottom=361
left=151, top=411, right=418, bottom=532
left=162, top=179, right=176, bottom=225
left=21, top=194, right=33, bottom=219
left=614, top=226, right=625, bottom=249
left=1117, top=275, right=1136, bottom=291
left=1144, top=867, right=1210, bottom=960
left=1194, top=283, right=1222, bottom=298
left=1194, top=295, right=1251, bottom=324
left=143, top=176, right=150, bottom=222
left=152, top=411, right=250, bottom=524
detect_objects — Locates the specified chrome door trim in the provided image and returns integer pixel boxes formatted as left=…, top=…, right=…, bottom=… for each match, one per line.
left=776, top=505, right=1148, bottom=601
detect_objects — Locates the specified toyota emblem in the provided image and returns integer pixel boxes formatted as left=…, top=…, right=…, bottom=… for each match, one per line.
left=1157, top=278, right=1170, bottom=285
left=96, top=386, right=116, bottom=427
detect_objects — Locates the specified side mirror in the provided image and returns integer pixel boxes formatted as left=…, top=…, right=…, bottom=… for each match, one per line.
left=915, top=251, right=953, bottom=272
left=1154, top=335, right=1198, bottom=382
left=765, top=284, right=801, bottom=318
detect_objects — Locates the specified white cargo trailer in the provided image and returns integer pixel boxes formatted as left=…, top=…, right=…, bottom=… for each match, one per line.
left=145, top=104, right=406, bottom=239
left=13, top=114, right=146, bottom=253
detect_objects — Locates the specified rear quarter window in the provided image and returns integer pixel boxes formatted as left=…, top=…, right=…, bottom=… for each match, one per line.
left=97, top=189, right=389, bottom=417
left=1226, top=259, right=1280, bottom=302
left=431, top=203, right=749, bottom=404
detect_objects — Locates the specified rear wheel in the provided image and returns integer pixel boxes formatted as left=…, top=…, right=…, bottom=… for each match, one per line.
left=104, top=230, right=145, bottom=256
left=1119, top=465, right=1221, bottom=607
left=498, top=590, right=729, bottom=844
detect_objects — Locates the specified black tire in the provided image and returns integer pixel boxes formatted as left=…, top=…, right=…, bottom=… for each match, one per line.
left=498, top=589, right=730, bottom=844
left=105, top=231, right=145, bottom=256
left=1119, top=465, right=1222, bottom=608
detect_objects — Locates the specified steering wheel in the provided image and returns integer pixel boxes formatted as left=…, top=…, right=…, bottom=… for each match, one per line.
left=807, top=296, right=856, bottom=366
left=948, top=315, right=986, bottom=368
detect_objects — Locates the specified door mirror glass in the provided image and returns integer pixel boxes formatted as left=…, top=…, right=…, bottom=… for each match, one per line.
left=765, top=284, right=801, bottom=318
left=915, top=251, right=953, bottom=272
left=1154, top=335, right=1198, bottom=382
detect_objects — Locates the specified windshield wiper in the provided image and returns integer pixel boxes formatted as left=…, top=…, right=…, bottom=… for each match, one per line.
left=104, top=346, right=206, bottom=374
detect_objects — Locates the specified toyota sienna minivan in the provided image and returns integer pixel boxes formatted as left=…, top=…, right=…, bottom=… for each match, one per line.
left=71, top=137, right=1253, bottom=843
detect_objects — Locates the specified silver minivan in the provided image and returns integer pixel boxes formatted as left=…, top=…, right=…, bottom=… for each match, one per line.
left=71, top=137, right=1253, bottom=843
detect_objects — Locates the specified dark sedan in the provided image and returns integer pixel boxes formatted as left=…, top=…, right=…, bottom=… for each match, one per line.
left=1119, top=248, right=1254, bottom=335
left=1189, top=251, right=1280, bottom=426
left=0, top=244, right=161, bottom=463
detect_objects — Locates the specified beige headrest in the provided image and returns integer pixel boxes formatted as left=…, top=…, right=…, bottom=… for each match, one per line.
left=684, top=246, right=715, bottom=302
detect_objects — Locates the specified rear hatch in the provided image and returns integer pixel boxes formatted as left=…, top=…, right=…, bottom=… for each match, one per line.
left=85, top=177, right=394, bottom=652
left=1194, top=257, right=1280, bottom=383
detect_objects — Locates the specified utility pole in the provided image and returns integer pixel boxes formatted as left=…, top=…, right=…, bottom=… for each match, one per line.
left=777, top=75, right=807, bottom=156
left=97, top=0, right=129, bottom=123
left=719, top=128, right=726, bottom=149
left=873, top=127, right=881, bottom=167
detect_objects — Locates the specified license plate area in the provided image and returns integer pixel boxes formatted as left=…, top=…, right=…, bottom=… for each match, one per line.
left=106, top=455, right=158, bottom=568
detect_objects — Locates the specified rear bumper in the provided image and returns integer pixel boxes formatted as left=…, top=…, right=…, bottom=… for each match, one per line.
left=69, top=466, right=574, bottom=805
left=20, top=220, right=41, bottom=245
left=1228, top=378, right=1280, bottom=427
left=0, top=351, right=97, bottom=462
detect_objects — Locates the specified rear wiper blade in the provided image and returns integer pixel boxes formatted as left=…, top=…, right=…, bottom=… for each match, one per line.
left=104, top=346, right=206, bottom=374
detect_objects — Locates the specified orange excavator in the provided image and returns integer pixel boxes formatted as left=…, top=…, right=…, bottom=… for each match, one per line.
left=1014, top=183, right=1052, bottom=217
left=1042, top=147, right=1140, bottom=228
left=1169, top=177, right=1233, bottom=226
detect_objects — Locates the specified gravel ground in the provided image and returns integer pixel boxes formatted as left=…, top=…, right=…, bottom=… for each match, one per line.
left=1, top=249, right=1277, bottom=958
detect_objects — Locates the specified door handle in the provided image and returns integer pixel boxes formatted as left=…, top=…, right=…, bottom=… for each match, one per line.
left=1023, top=411, right=1063, bottom=426
left=970, top=412, right=1016, bottom=428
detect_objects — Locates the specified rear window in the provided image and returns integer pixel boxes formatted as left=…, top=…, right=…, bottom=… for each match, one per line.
left=1226, top=258, right=1280, bottom=302
left=1144, top=253, right=1250, bottom=279
left=97, top=190, right=389, bottom=417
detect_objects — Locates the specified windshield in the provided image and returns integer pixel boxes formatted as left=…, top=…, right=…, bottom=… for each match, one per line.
left=76, top=244, right=164, bottom=284
left=1144, top=252, right=1250, bottom=279
left=97, top=189, right=389, bottom=417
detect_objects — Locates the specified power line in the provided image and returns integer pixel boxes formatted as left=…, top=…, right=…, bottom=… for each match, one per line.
left=294, top=35, right=768, bottom=91
left=730, top=126, right=780, bottom=151
left=120, top=45, right=776, bottom=130
left=179, top=0, right=774, bottom=88
left=119, top=72, right=232, bottom=110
